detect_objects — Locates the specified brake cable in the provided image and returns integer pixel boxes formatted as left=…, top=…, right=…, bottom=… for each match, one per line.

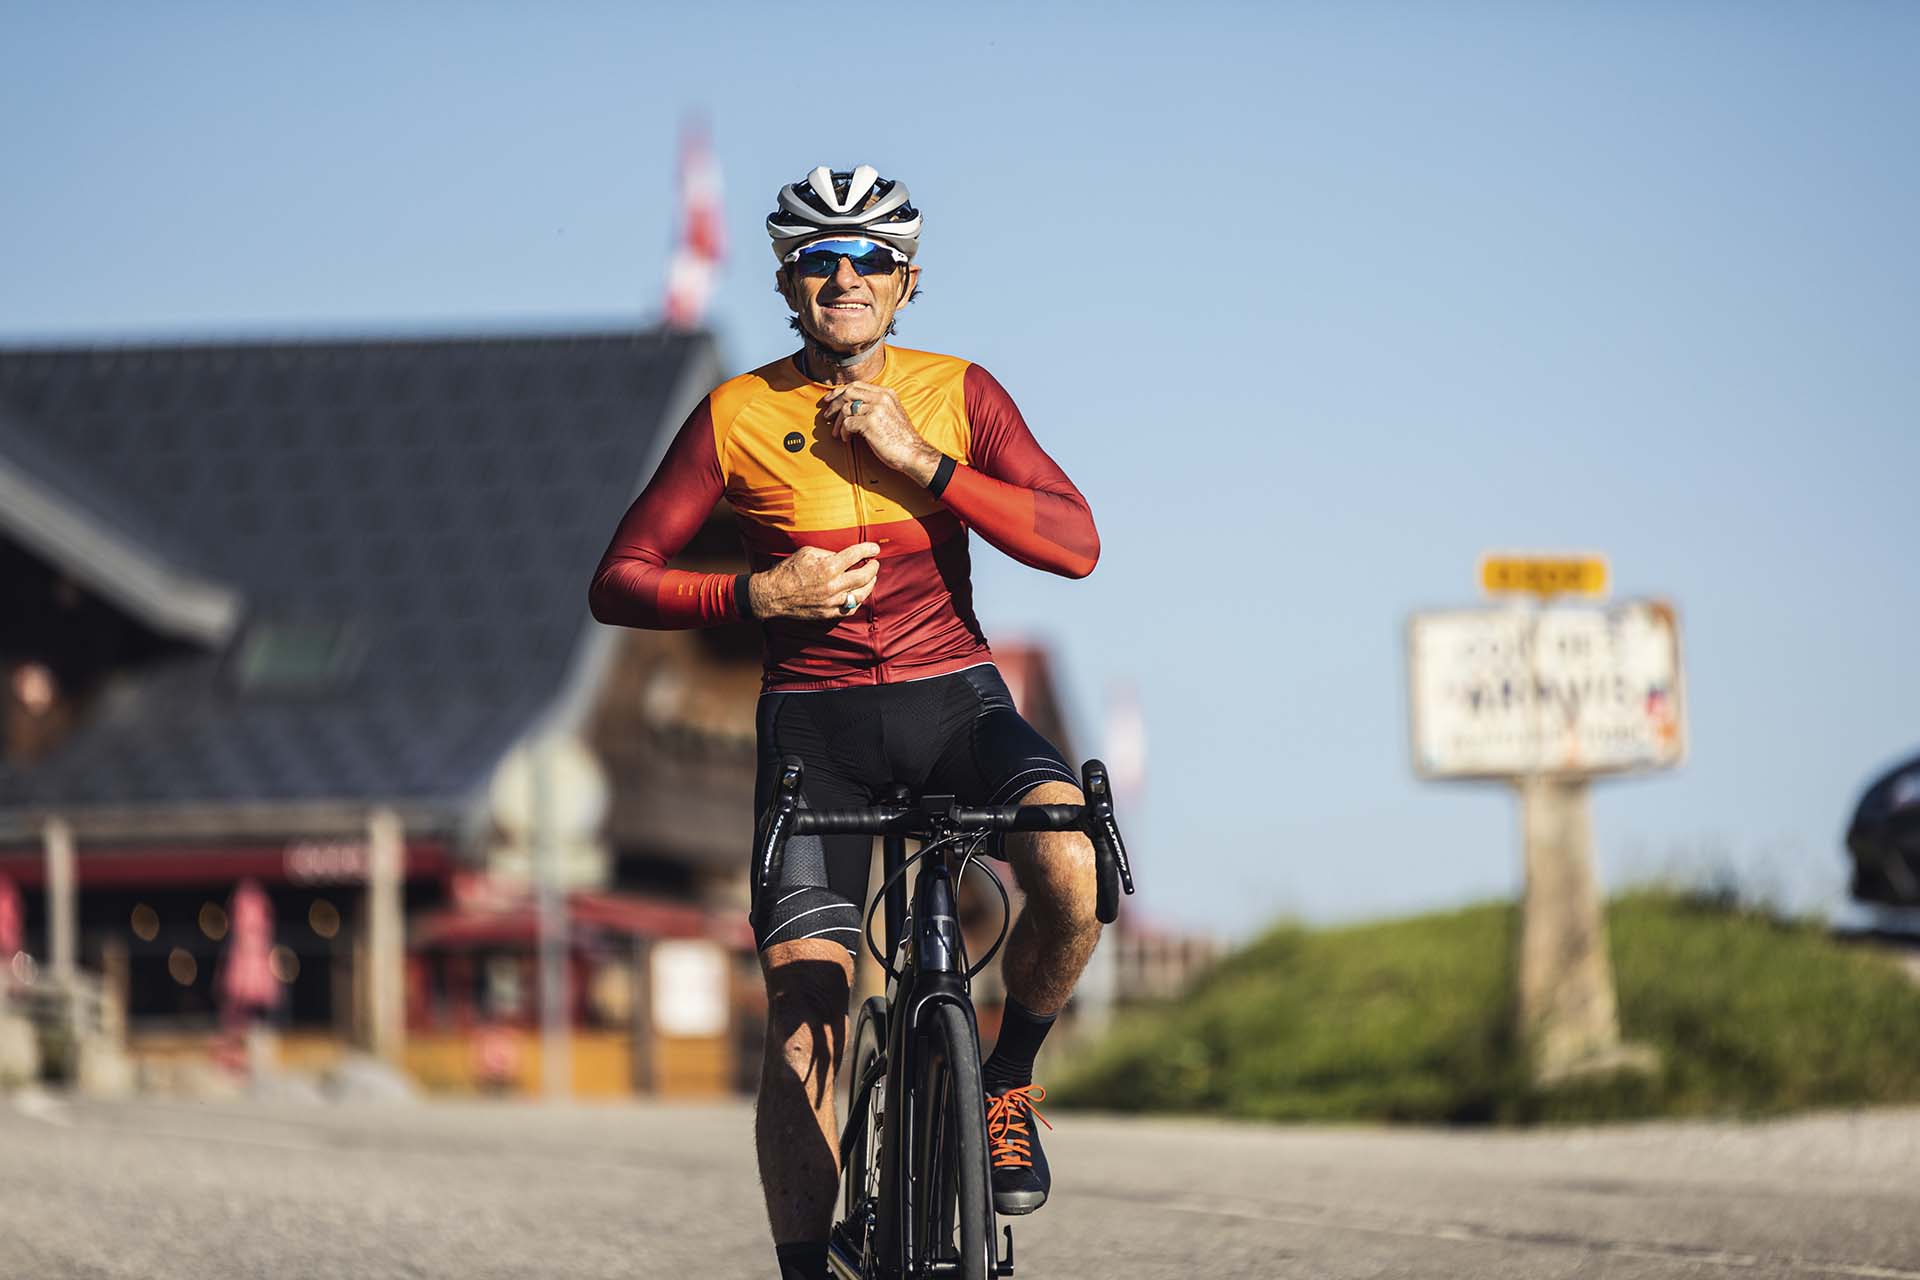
left=861, top=829, right=1014, bottom=982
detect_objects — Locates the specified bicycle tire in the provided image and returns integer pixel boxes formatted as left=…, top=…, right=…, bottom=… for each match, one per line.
left=842, top=996, right=888, bottom=1269
left=911, top=1001, right=992, bottom=1280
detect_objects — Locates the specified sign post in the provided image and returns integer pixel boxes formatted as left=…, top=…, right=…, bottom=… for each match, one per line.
left=533, top=736, right=571, bottom=1100
left=1409, top=555, right=1677, bottom=1085
left=489, top=735, right=610, bottom=1099
left=1515, top=775, right=1632, bottom=1080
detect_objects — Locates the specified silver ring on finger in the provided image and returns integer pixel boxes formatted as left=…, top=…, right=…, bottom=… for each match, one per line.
left=839, top=591, right=859, bottom=614
left=849, top=398, right=863, bottom=416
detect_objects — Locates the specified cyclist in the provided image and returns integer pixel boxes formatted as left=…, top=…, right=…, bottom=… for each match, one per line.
left=589, top=165, right=1104, bottom=1280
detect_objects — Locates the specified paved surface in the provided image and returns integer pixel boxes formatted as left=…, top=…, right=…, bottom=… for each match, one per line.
left=6, top=1092, right=1920, bottom=1279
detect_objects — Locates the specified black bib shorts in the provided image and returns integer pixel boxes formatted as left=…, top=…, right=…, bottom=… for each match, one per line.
left=749, top=662, right=1080, bottom=957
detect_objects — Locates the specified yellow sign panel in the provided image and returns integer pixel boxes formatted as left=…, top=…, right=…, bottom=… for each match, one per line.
left=1479, top=554, right=1609, bottom=598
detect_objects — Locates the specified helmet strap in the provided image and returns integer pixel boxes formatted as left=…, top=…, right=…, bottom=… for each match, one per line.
left=801, top=332, right=886, bottom=375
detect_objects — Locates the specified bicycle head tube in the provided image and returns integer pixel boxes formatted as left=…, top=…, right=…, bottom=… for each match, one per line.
left=914, top=859, right=964, bottom=976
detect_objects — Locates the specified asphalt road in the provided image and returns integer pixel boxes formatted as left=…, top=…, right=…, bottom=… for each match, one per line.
left=6, top=1093, right=1920, bottom=1280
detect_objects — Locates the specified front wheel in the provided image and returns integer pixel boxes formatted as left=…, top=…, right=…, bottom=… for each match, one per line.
left=841, top=996, right=888, bottom=1267
left=911, top=1001, right=992, bottom=1280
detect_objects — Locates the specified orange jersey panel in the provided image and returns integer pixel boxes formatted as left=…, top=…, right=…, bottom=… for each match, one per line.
left=589, top=346, right=1097, bottom=690
left=716, top=347, right=971, bottom=547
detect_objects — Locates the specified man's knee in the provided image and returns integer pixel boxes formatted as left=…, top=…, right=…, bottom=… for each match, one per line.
left=1007, top=782, right=1101, bottom=931
left=761, top=938, right=854, bottom=1091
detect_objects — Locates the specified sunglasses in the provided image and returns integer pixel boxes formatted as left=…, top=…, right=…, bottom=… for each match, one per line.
left=785, top=238, right=907, bottom=279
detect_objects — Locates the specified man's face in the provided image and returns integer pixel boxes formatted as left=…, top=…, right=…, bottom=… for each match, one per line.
left=777, top=239, right=920, bottom=353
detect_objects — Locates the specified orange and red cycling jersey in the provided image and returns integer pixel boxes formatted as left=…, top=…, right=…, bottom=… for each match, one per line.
left=588, top=346, right=1098, bottom=690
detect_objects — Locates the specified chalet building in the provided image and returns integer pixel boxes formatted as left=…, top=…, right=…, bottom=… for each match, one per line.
left=0, top=328, right=778, bottom=1093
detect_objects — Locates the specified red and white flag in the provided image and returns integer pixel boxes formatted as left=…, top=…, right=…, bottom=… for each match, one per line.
left=663, top=122, right=725, bottom=329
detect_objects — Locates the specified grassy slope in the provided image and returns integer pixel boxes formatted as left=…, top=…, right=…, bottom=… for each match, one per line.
left=1052, top=892, right=1920, bottom=1124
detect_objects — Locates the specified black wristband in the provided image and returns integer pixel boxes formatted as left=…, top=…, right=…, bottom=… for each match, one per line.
left=733, top=573, right=754, bottom=620
left=927, top=453, right=958, bottom=497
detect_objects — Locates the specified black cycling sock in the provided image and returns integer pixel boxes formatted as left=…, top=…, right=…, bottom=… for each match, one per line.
left=775, top=1240, right=829, bottom=1280
left=982, top=996, right=1057, bottom=1092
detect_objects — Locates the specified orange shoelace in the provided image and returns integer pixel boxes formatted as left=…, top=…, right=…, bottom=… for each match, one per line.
left=986, top=1084, right=1053, bottom=1169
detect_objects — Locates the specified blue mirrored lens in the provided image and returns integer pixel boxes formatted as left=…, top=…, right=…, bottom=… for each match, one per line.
left=792, top=237, right=886, bottom=259
left=789, top=239, right=902, bottom=278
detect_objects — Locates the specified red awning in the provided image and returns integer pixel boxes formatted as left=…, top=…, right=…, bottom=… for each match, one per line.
left=0, top=840, right=451, bottom=888
left=410, top=890, right=753, bottom=951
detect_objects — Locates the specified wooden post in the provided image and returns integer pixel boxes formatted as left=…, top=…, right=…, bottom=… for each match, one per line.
left=334, top=933, right=358, bottom=1043
left=631, top=937, right=654, bottom=1094
left=366, top=809, right=406, bottom=1062
left=99, top=935, right=128, bottom=1043
left=43, top=817, right=76, bottom=981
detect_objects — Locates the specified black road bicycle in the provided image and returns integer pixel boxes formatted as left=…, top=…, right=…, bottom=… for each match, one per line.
left=753, top=758, right=1136, bottom=1280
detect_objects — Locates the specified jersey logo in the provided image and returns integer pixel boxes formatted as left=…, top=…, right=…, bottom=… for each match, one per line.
left=783, top=430, right=805, bottom=453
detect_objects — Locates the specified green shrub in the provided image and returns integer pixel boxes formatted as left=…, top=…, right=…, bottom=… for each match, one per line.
left=1053, top=891, right=1920, bottom=1125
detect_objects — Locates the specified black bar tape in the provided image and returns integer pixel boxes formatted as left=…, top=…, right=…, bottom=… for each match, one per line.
left=790, top=803, right=1083, bottom=835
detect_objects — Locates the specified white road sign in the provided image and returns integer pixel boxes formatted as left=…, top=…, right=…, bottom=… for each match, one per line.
left=650, top=939, right=730, bottom=1038
left=489, top=735, right=611, bottom=843
left=1408, top=600, right=1685, bottom=779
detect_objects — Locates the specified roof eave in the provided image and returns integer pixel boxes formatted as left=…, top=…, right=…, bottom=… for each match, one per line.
left=0, top=452, right=243, bottom=645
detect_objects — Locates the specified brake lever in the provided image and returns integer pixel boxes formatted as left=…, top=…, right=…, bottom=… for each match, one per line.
left=1081, top=759, right=1136, bottom=924
left=755, top=757, right=805, bottom=912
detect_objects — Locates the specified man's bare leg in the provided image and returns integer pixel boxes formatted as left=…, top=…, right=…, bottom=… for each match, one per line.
left=998, top=781, right=1104, bottom=1016
left=978, top=780, right=1103, bottom=1214
left=755, top=937, right=855, bottom=1248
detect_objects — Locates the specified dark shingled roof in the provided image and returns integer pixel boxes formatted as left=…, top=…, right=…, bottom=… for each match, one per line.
left=0, top=328, right=719, bottom=842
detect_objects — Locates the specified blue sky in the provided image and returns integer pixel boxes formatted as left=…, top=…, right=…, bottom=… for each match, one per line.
left=4, top=3, right=1916, bottom=938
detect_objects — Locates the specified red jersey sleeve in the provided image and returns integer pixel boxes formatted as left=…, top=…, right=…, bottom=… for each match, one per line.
left=588, top=397, right=748, bottom=628
left=932, top=364, right=1100, bottom=579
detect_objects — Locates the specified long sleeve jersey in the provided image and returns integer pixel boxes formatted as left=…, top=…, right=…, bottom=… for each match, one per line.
left=588, top=345, right=1099, bottom=690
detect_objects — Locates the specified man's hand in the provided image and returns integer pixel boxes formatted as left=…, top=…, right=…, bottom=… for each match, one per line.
left=820, top=383, right=944, bottom=486
left=747, top=542, right=881, bottom=621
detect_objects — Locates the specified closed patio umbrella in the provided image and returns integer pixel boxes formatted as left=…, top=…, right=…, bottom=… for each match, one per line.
left=219, top=878, right=279, bottom=1015
left=0, top=876, right=19, bottom=961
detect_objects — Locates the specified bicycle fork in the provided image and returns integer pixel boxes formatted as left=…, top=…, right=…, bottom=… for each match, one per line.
left=865, top=835, right=1015, bottom=1278
left=905, top=860, right=1015, bottom=1278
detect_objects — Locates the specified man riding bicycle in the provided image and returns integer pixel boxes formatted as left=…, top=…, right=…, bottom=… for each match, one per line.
left=588, top=164, right=1105, bottom=1280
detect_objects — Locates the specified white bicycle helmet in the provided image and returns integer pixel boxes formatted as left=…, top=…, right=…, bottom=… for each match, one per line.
left=766, top=165, right=922, bottom=261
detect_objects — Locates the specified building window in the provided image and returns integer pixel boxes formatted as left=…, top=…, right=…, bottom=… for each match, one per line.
left=229, top=620, right=362, bottom=692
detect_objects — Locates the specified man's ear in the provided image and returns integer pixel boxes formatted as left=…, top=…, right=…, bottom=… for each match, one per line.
left=774, top=266, right=799, bottom=311
left=900, top=264, right=922, bottom=306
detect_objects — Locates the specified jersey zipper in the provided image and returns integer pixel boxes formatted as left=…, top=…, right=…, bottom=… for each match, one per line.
left=848, top=439, right=884, bottom=683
